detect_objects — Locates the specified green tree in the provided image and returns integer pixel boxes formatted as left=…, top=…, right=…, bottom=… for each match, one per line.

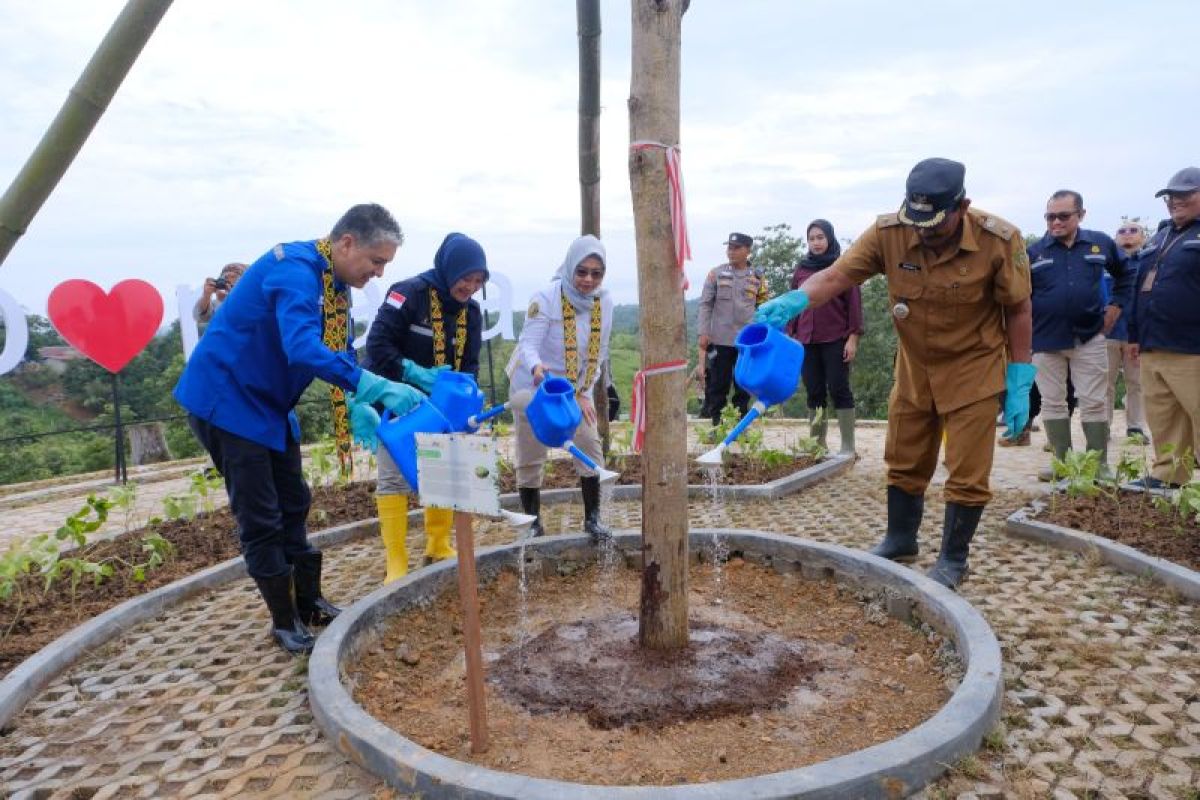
left=751, top=223, right=805, bottom=297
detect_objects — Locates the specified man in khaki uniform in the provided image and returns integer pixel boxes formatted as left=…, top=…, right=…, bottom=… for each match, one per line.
left=756, top=158, right=1035, bottom=588
left=696, top=232, right=770, bottom=424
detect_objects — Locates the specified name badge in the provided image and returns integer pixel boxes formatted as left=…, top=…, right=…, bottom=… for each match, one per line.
left=898, top=262, right=922, bottom=272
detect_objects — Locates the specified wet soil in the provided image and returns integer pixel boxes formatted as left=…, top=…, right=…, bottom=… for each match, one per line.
left=350, top=556, right=951, bottom=786
left=0, top=481, right=378, bottom=679
left=1035, top=490, right=1200, bottom=572
left=492, top=614, right=817, bottom=729
left=497, top=452, right=818, bottom=493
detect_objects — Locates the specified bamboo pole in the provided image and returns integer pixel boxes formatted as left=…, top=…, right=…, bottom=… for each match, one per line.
left=577, top=0, right=611, bottom=448
left=629, top=0, right=688, bottom=651
left=0, top=0, right=174, bottom=267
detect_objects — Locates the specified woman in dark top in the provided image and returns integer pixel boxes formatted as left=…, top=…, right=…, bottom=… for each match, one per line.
left=363, top=233, right=487, bottom=581
left=787, top=219, right=863, bottom=455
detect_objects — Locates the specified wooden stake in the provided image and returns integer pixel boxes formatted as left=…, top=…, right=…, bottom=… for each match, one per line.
left=453, top=510, right=488, bottom=753
left=629, top=0, right=689, bottom=651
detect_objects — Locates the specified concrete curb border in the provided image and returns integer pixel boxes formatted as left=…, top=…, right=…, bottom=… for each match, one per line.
left=0, top=456, right=849, bottom=730
left=1006, top=502, right=1200, bottom=601
left=309, top=530, right=1003, bottom=800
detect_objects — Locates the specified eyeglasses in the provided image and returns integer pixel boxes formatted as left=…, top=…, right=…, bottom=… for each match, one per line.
left=1116, top=227, right=1142, bottom=235
left=1044, top=211, right=1079, bottom=222
left=574, top=268, right=605, bottom=280
left=1163, top=191, right=1199, bottom=203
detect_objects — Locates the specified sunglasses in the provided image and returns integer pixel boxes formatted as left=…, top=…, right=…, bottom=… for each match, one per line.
left=574, top=268, right=605, bottom=280
left=1163, top=191, right=1199, bottom=203
left=1044, top=211, right=1079, bottom=222
left=1116, top=226, right=1142, bottom=235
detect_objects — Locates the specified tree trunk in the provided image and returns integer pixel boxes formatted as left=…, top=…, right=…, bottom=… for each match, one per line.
left=0, top=0, right=174, bottom=267
left=129, top=422, right=171, bottom=465
left=577, top=0, right=611, bottom=451
left=629, top=0, right=688, bottom=651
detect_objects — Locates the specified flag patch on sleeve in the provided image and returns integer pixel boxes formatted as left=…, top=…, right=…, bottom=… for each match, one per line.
left=386, top=291, right=406, bottom=309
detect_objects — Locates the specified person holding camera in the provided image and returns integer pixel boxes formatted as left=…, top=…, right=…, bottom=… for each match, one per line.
left=193, top=262, right=247, bottom=323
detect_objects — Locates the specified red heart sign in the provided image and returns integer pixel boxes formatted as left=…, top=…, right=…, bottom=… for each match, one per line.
left=47, top=279, right=164, bottom=373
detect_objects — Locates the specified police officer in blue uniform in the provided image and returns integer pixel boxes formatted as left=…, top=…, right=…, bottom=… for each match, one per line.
left=1128, top=167, right=1200, bottom=488
left=175, top=204, right=425, bottom=654
left=1028, top=190, right=1134, bottom=477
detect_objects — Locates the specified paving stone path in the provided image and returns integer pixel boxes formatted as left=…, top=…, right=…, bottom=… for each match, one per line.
left=4, top=412, right=1197, bottom=799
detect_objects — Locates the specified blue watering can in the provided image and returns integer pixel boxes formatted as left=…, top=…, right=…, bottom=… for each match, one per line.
left=523, top=375, right=618, bottom=481
left=428, top=370, right=485, bottom=431
left=376, top=397, right=451, bottom=494
left=696, top=322, right=805, bottom=464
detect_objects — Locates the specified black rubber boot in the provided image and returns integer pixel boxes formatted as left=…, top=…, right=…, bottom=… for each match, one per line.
left=869, top=485, right=924, bottom=562
left=253, top=570, right=315, bottom=655
left=927, top=502, right=986, bottom=590
left=519, top=487, right=544, bottom=537
left=580, top=476, right=612, bottom=543
left=292, top=551, right=341, bottom=627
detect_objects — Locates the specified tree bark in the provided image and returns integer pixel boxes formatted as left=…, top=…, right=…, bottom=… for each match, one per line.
left=0, top=0, right=174, bottom=267
left=129, top=422, right=171, bottom=465
left=629, top=0, right=688, bottom=651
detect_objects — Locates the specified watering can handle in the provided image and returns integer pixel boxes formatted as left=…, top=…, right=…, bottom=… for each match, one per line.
left=379, top=409, right=394, bottom=425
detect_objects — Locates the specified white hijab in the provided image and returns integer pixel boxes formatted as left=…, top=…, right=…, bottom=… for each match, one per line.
left=554, top=235, right=607, bottom=313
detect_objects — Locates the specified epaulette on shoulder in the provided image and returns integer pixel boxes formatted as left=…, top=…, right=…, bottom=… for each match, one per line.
left=273, top=243, right=285, bottom=260
left=877, top=212, right=902, bottom=229
left=973, top=210, right=1015, bottom=242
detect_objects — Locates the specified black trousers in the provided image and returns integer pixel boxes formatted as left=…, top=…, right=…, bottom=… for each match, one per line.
left=801, top=339, right=854, bottom=410
left=187, top=415, right=317, bottom=579
left=701, top=344, right=750, bottom=424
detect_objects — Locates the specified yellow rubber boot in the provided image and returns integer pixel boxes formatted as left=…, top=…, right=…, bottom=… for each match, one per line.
left=423, top=506, right=457, bottom=564
left=376, top=494, right=409, bottom=583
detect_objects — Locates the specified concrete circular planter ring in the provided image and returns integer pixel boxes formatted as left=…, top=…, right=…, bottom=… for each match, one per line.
left=308, top=530, right=1003, bottom=799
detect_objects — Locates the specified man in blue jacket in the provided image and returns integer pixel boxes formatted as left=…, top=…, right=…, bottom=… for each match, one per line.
left=1127, top=167, right=1200, bottom=488
left=1028, top=190, right=1134, bottom=479
left=174, top=203, right=424, bottom=654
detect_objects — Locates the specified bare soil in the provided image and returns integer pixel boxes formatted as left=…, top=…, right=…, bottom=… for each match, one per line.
left=498, top=452, right=818, bottom=492
left=350, top=556, right=951, bottom=786
left=1035, top=490, right=1200, bottom=572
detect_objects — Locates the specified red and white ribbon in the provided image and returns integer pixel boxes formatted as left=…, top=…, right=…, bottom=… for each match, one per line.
left=631, top=359, right=688, bottom=453
left=630, top=140, right=691, bottom=290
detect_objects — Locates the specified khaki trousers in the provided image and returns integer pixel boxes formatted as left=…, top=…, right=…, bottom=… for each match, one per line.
left=885, top=390, right=1000, bottom=506
left=1140, top=350, right=1200, bottom=485
left=514, top=405, right=603, bottom=488
left=1033, top=334, right=1109, bottom=423
left=1106, top=341, right=1145, bottom=431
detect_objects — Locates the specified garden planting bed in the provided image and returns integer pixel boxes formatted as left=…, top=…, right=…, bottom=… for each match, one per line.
left=1031, top=489, right=1200, bottom=572
left=313, top=531, right=1003, bottom=798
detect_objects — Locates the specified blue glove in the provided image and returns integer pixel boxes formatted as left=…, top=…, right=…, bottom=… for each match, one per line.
left=754, top=289, right=809, bottom=329
left=401, top=359, right=450, bottom=393
left=355, top=370, right=424, bottom=416
left=1002, top=362, right=1037, bottom=440
left=346, top=394, right=381, bottom=452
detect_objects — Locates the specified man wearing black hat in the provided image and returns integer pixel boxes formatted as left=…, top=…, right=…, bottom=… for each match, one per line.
left=1126, top=166, right=1200, bottom=488
left=755, top=158, right=1034, bottom=589
left=696, top=232, right=770, bottom=425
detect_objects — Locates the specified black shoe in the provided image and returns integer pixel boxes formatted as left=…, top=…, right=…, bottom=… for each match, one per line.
left=869, top=486, right=923, bottom=562
left=1134, top=476, right=1181, bottom=490
left=292, top=551, right=341, bottom=627
left=253, top=570, right=315, bottom=655
left=519, top=487, right=544, bottom=537
left=926, top=503, right=985, bottom=590
left=580, top=476, right=612, bottom=543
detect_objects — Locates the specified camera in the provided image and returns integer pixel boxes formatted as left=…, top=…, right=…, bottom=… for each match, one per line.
left=212, top=277, right=229, bottom=291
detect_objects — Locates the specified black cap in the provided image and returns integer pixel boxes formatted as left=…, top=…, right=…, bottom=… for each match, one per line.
left=724, top=232, right=753, bottom=247
left=1154, top=166, right=1200, bottom=197
left=898, top=158, right=967, bottom=228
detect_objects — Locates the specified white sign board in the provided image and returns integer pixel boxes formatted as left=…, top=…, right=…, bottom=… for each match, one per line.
left=415, top=433, right=502, bottom=517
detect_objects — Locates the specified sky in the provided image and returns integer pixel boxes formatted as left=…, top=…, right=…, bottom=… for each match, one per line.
left=0, top=0, right=1193, bottom=324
